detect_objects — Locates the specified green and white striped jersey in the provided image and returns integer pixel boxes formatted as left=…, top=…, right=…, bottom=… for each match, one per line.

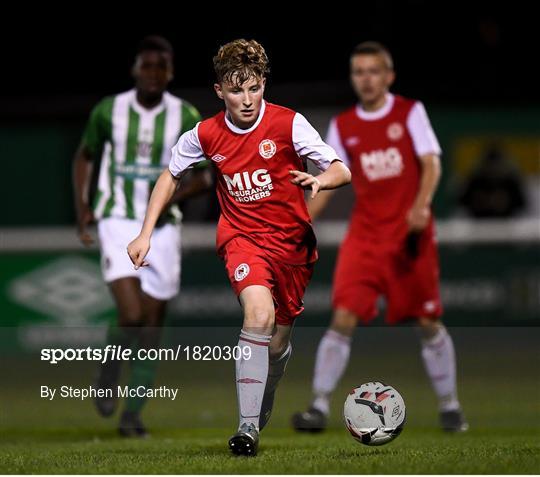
left=81, top=89, right=201, bottom=221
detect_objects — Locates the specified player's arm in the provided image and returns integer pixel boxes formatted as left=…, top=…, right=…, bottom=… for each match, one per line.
left=128, top=169, right=180, bottom=269
left=289, top=113, right=351, bottom=200
left=73, top=144, right=95, bottom=246
left=406, top=102, right=443, bottom=232
left=170, top=165, right=213, bottom=204
left=290, top=160, right=351, bottom=199
left=306, top=189, right=337, bottom=221
left=407, top=153, right=441, bottom=232
left=127, top=125, right=206, bottom=268
left=168, top=103, right=212, bottom=204
left=73, top=98, right=111, bottom=246
left=292, top=115, right=350, bottom=219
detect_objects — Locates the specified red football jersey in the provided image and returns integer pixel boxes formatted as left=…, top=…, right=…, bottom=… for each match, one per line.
left=327, top=94, right=441, bottom=243
left=170, top=101, right=339, bottom=265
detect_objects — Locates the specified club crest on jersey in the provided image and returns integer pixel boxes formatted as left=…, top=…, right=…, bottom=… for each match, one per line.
left=234, top=263, right=250, bottom=281
left=212, top=154, right=226, bottom=163
left=137, top=141, right=152, bottom=158
left=387, top=122, right=404, bottom=141
left=259, top=139, right=277, bottom=159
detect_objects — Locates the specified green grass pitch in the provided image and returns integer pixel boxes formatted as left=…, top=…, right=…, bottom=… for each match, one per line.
left=1, top=328, right=539, bottom=473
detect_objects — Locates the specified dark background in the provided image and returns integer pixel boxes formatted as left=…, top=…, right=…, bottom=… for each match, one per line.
left=1, top=1, right=539, bottom=227
left=2, top=1, right=538, bottom=119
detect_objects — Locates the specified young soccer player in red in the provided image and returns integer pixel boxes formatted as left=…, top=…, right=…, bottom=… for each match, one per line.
left=292, top=42, right=468, bottom=433
left=127, top=39, right=351, bottom=455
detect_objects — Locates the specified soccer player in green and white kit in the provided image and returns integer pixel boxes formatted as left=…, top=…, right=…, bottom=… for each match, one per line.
left=73, top=36, right=211, bottom=437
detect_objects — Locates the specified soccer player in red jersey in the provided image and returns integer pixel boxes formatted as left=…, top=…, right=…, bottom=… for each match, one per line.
left=127, top=39, right=351, bottom=455
left=292, top=42, right=468, bottom=433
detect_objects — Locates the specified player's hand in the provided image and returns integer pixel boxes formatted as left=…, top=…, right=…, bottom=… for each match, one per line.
left=127, top=235, right=151, bottom=269
left=76, top=204, right=95, bottom=247
left=407, top=205, right=430, bottom=232
left=289, top=170, right=321, bottom=199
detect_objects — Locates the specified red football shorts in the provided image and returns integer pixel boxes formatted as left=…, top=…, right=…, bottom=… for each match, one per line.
left=332, top=231, right=442, bottom=324
left=222, top=236, right=314, bottom=325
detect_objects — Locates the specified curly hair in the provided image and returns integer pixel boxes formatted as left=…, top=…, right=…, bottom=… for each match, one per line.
left=213, top=39, right=270, bottom=86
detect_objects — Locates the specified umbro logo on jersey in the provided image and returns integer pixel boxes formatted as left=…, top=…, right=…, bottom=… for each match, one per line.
left=212, top=154, right=226, bottom=163
left=387, top=122, right=404, bottom=141
left=345, top=136, right=360, bottom=147
left=259, top=139, right=276, bottom=159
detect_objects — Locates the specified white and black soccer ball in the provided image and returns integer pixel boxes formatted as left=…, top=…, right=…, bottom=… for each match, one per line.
left=343, top=382, right=406, bottom=446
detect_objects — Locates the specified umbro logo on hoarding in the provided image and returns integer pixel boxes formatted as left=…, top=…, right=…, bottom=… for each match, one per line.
left=8, top=256, right=113, bottom=325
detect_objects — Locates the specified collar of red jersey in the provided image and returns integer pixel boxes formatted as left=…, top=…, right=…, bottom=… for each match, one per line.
left=356, top=93, right=395, bottom=121
left=224, top=100, right=267, bottom=134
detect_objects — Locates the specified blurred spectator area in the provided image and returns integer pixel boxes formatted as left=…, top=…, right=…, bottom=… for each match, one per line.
left=452, top=140, right=536, bottom=218
left=1, top=84, right=539, bottom=225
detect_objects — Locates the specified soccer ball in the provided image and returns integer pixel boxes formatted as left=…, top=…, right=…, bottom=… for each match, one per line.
left=343, top=382, right=406, bottom=446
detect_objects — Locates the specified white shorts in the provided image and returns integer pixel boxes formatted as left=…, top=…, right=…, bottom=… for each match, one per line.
left=97, top=217, right=181, bottom=301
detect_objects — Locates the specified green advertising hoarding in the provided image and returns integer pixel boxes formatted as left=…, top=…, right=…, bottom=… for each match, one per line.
left=1, top=237, right=538, bottom=351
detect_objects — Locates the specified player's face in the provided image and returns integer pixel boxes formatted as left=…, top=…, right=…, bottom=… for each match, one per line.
left=214, top=76, right=266, bottom=129
left=132, top=50, right=173, bottom=97
left=350, top=53, right=394, bottom=105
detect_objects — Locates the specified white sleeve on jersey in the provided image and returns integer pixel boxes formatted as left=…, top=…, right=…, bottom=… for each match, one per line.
left=169, top=123, right=206, bottom=177
left=325, top=118, right=350, bottom=168
left=292, top=113, right=340, bottom=171
left=406, top=102, right=442, bottom=157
